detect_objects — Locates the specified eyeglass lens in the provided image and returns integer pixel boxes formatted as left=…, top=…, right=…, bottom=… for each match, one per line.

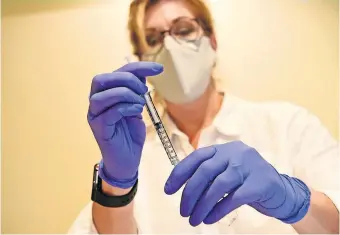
left=143, top=17, right=202, bottom=59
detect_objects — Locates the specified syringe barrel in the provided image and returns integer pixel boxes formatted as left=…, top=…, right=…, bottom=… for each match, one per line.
left=143, top=91, right=161, bottom=124
left=142, top=91, right=180, bottom=166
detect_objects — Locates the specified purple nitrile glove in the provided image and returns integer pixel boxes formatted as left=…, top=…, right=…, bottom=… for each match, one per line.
left=87, top=62, right=163, bottom=189
left=164, top=141, right=311, bottom=226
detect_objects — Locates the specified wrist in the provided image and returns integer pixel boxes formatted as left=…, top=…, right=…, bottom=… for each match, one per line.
left=278, top=175, right=311, bottom=224
left=99, top=160, right=138, bottom=189
left=101, top=180, right=133, bottom=196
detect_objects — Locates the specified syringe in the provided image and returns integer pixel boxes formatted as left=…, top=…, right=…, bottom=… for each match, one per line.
left=125, top=57, right=180, bottom=166
left=143, top=91, right=180, bottom=166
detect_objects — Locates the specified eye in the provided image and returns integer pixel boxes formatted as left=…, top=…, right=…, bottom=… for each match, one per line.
left=145, top=29, right=163, bottom=48
left=176, top=27, right=195, bottom=36
left=171, top=19, right=199, bottom=40
left=146, top=35, right=159, bottom=47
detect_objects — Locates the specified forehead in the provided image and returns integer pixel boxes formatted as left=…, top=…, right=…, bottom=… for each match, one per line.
left=144, top=0, right=195, bottom=30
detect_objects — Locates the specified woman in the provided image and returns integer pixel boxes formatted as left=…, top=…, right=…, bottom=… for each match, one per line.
left=69, top=0, right=339, bottom=233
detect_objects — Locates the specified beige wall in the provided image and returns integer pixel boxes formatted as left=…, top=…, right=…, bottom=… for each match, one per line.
left=2, top=0, right=338, bottom=233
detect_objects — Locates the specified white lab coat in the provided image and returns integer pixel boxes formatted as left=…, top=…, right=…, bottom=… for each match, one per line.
left=69, top=94, right=339, bottom=234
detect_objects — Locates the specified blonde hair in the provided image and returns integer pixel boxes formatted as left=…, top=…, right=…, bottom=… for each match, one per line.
left=127, top=0, right=223, bottom=132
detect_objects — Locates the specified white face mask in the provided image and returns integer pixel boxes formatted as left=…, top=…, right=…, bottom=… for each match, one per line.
left=147, top=36, right=216, bottom=104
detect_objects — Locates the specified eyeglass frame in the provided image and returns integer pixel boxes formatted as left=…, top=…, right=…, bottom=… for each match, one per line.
left=140, top=16, right=205, bottom=60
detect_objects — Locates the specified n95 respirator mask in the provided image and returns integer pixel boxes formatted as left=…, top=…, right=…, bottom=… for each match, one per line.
left=147, top=36, right=216, bottom=104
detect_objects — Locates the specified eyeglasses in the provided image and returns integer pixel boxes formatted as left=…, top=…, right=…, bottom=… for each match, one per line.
left=141, top=17, right=203, bottom=60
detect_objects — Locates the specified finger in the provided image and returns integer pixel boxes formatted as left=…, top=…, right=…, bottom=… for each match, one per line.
left=125, top=115, right=146, bottom=146
left=90, top=72, right=148, bottom=97
left=88, top=103, right=144, bottom=124
left=164, top=146, right=217, bottom=195
left=203, top=182, right=251, bottom=225
left=89, top=87, right=145, bottom=116
left=115, top=61, right=164, bottom=78
left=180, top=159, right=227, bottom=218
left=88, top=103, right=144, bottom=140
left=104, top=103, right=144, bottom=125
left=189, top=167, right=244, bottom=226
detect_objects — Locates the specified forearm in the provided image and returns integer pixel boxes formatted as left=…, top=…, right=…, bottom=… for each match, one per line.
left=92, top=181, right=137, bottom=234
left=292, top=189, right=339, bottom=234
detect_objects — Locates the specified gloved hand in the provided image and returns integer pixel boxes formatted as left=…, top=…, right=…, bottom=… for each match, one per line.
left=88, top=62, right=163, bottom=189
left=165, top=141, right=311, bottom=226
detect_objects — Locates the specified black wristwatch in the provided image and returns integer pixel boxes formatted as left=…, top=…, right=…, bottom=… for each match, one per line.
left=91, top=163, right=138, bottom=207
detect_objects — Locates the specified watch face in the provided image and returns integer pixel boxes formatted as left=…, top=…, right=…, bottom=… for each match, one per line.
left=93, top=163, right=100, bottom=190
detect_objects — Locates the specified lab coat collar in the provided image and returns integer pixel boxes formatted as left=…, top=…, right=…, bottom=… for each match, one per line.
left=213, top=93, right=242, bottom=137
left=162, top=93, right=242, bottom=140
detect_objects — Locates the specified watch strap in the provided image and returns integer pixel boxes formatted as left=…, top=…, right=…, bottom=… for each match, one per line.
left=91, top=163, right=138, bottom=208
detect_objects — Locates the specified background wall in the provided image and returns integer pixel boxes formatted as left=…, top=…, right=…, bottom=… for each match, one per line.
left=2, top=0, right=338, bottom=233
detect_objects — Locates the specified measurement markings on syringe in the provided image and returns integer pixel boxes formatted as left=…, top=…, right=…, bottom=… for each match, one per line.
left=157, top=128, right=176, bottom=156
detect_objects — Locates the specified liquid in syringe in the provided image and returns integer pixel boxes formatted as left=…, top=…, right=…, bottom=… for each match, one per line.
left=125, top=57, right=180, bottom=166
left=143, top=91, right=180, bottom=166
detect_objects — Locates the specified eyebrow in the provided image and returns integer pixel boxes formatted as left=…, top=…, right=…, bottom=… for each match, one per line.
left=145, top=16, right=186, bottom=31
